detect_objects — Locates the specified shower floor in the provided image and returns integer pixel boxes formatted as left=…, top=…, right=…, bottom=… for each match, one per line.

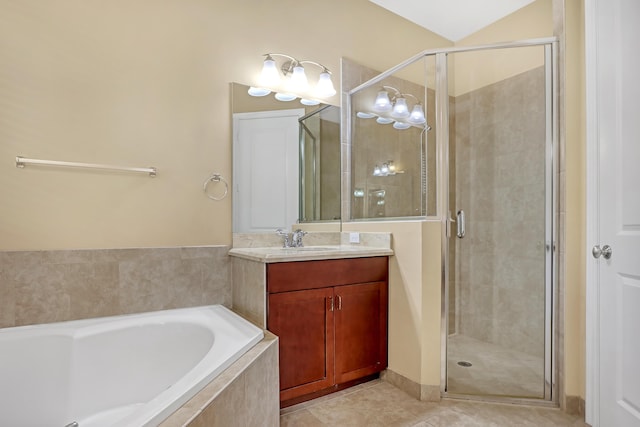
left=446, top=334, right=545, bottom=398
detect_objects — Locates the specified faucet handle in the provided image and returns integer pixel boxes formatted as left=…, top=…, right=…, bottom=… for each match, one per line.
left=276, top=228, right=292, bottom=247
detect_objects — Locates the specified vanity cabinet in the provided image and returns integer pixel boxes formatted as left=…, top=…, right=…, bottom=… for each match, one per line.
left=266, top=256, right=388, bottom=406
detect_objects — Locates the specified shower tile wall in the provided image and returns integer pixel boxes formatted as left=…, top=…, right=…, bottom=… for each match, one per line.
left=0, top=246, right=231, bottom=328
left=453, top=67, right=546, bottom=357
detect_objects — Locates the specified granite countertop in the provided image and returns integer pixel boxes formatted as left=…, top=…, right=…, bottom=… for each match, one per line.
left=228, top=231, right=393, bottom=263
left=228, top=244, right=393, bottom=263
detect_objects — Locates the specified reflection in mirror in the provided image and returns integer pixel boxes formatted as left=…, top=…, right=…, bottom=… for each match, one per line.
left=349, top=56, right=437, bottom=220
left=231, top=83, right=341, bottom=233
left=299, top=105, right=341, bottom=222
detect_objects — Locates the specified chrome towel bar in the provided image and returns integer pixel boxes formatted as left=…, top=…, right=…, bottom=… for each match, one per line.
left=16, top=156, right=157, bottom=177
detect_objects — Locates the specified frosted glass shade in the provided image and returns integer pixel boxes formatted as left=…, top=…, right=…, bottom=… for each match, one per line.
left=376, top=117, right=394, bottom=124
left=247, top=87, right=271, bottom=97
left=393, top=121, right=411, bottom=130
left=391, top=97, right=410, bottom=119
left=373, top=91, right=392, bottom=112
left=259, top=57, right=281, bottom=87
left=408, top=104, right=426, bottom=124
left=316, top=72, right=336, bottom=97
left=289, top=65, right=309, bottom=92
left=300, top=98, right=320, bottom=106
left=275, top=92, right=297, bottom=101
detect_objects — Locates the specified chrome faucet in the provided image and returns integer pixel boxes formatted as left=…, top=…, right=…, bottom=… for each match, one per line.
left=276, top=228, right=307, bottom=248
left=291, top=229, right=308, bottom=248
left=276, top=228, right=292, bottom=248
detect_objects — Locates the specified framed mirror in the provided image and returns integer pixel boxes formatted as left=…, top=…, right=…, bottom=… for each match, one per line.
left=231, top=83, right=341, bottom=233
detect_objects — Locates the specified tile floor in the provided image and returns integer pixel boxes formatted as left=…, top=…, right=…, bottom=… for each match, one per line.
left=280, top=380, right=588, bottom=427
left=447, top=334, right=545, bottom=398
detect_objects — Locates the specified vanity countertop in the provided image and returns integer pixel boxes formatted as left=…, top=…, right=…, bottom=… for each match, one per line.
left=228, top=245, right=393, bottom=263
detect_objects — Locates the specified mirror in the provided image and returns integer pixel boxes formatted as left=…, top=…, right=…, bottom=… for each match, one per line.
left=231, top=82, right=341, bottom=233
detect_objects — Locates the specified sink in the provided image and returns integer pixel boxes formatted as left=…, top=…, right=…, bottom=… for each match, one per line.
left=280, top=246, right=340, bottom=252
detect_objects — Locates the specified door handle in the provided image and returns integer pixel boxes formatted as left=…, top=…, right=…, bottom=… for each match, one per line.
left=456, top=210, right=465, bottom=238
left=592, top=244, right=612, bottom=260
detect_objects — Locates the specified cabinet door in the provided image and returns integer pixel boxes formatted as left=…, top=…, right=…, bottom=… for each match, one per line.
left=334, top=281, right=388, bottom=384
left=268, top=288, right=335, bottom=401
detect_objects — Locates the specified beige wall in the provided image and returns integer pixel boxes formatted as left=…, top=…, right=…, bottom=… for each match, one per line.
left=0, top=0, right=451, bottom=251
left=341, top=221, right=442, bottom=387
left=453, top=0, right=553, bottom=96
left=563, top=0, right=586, bottom=402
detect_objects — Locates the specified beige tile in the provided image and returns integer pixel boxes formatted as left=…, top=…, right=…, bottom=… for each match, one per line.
left=281, top=381, right=585, bottom=427
left=65, top=261, right=120, bottom=320
left=1, top=246, right=233, bottom=327
left=280, top=409, right=326, bottom=427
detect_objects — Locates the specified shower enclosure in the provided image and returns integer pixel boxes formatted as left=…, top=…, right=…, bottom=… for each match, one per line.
left=347, top=38, right=557, bottom=402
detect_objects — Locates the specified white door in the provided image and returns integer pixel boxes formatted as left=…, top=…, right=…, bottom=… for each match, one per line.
left=587, top=0, right=640, bottom=425
left=232, top=109, right=304, bottom=233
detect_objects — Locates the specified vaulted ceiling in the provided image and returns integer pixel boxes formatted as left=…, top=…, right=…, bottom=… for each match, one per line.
left=369, top=0, right=536, bottom=42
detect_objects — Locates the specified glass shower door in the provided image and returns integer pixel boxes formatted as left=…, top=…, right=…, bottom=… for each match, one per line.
left=446, top=45, right=553, bottom=399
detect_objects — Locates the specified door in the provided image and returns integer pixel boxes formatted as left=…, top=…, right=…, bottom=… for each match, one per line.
left=334, top=282, right=388, bottom=384
left=445, top=45, right=552, bottom=399
left=232, top=109, right=303, bottom=233
left=589, top=0, right=640, bottom=425
left=267, top=288, right=335, bottom=402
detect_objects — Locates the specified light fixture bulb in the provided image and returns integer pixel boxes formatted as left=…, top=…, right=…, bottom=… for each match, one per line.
left=274, top=92, right=297, bottom=102
left=388, top=161, right=396, bottom=173
left=289, top=65, right=309, bottom=92
left=373, top=164, right=382, bottom=176
left=381, top=163, right=390, bottom=175
left=247, top=87, right=271, bottom=97
left=408, top=104, right=426, bottom=124
left=300, top=98, right=320, bottom=106
left=259, top=56, right=281, bottom=88
left=393, top=121, right=411, bottom=130
left=391, top=97, right=410, bottom=119
left=315, top=72, right=336, bottom=98
left=357, top=112, right=376, bottom=119
left=373, top=91, right=392, bottom=112
left=376, top=117, right=394, bottom=124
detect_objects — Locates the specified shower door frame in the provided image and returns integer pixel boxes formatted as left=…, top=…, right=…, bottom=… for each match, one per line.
left=439, top=39, right=559, bottom=405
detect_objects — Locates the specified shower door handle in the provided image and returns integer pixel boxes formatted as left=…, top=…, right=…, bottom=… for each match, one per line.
left=456, top=210, right=465, bottom=238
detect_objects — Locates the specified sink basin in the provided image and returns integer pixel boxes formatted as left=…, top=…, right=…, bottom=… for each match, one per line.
left=280, top=246, right=340, bottom=252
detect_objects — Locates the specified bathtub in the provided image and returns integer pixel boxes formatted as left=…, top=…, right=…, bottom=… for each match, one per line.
left=0, top=305, right=264, bottom=427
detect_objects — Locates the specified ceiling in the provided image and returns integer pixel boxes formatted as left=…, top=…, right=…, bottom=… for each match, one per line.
left=369, top=0, right=536, bottom=42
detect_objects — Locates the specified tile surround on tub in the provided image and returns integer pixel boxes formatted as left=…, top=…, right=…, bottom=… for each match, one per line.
left=0, top=246, right=231, bottom=328
left=159, top=331, right=280, bottom=427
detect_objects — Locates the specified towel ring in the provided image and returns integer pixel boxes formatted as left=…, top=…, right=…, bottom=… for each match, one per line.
left=203, top=173, right=229, bottom=201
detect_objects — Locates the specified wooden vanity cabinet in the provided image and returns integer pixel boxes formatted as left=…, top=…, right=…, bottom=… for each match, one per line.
left=266, top=256, right=388, bottom=406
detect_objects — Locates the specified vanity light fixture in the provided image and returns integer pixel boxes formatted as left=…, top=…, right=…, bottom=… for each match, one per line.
left=357, top=85, right=429, bottom=130
left=248, top=53, right=336, bottom=102
left=371, top=85, right=426, bottom=125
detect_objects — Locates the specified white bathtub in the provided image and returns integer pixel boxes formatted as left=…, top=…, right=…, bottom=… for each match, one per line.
left=0, top=305, right=263, bottom=427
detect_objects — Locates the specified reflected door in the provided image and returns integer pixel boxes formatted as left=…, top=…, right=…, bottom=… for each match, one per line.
left=232, top=109, right=303, bottom=233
